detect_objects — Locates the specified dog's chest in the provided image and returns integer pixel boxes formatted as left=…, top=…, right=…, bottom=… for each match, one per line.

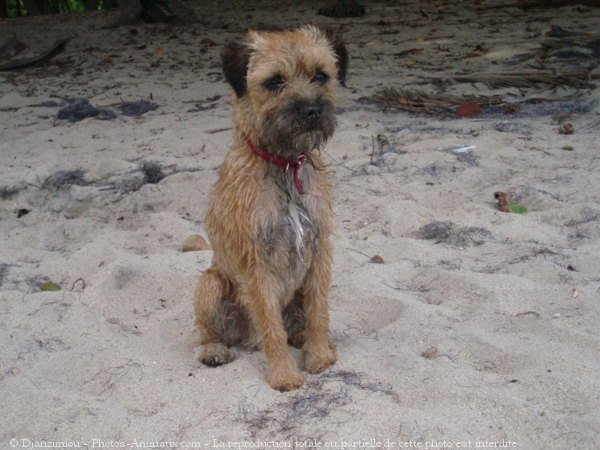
left=261, top=180, right=321, bottom=279
left=284, top=196, right=316, bottom=260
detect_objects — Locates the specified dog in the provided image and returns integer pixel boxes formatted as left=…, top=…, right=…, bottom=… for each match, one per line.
left=193, top=25, right=347, bottom=391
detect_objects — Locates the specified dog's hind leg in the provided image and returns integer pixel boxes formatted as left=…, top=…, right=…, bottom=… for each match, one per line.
left=193, top=268, right=234, bottom=367
left=284, top=293, right=306, bottom=349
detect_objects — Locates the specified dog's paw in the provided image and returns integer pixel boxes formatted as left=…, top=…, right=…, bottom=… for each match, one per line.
left=303, top=341, right=337, bottom=374
left=198, top=343, right=233, bottom=367
left=267, top=366, right=305, bottom=391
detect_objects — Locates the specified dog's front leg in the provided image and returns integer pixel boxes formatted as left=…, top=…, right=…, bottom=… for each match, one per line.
left=301, top=240, right=337, bottom=373
left=241, top=271, right=305, bottom=391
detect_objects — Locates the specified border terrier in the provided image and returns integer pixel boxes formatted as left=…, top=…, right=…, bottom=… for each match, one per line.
left=193, top=25, right=347, bottom=391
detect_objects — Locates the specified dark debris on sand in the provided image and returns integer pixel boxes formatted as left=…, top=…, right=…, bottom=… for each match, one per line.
left=140, top=162, right=166, bottom=184
left=57, top=98, right=116, bottom=122
left=319, top=0, right=365, bottom=17
left=102, top=161, right=167, bottom=194
left=239, top=369, right=397, bottom=438
left=1, top=185, right=21, bottom=199
left=57, top=99, right=158, bottom=122
left=0, top=264, right=9, bottom=287
left=118, top=100, right=159, bottom=117
left=417, top=221, right=492, bottom=247
left=41, top=170, right=88, bottom=190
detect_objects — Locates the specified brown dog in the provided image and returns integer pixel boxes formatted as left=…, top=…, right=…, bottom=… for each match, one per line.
left=193, top=25, right=347, bottom=391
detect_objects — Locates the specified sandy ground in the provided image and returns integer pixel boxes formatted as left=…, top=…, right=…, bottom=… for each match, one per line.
left=1, top=1, right=599, bottom=449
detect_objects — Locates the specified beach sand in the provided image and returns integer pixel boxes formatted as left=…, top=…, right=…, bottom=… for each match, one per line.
left=1, top=1, right=599, bottom=448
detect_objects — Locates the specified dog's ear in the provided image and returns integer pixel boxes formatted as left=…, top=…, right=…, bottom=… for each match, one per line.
left=323, top=30, right=348, bottom=87
left=222, top=43, right=252, bottom=98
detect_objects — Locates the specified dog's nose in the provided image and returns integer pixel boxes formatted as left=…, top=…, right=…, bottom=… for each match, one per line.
left=302, top=103, right=322, bottom=120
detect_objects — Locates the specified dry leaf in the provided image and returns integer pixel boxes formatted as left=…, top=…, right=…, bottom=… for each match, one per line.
left=182, top=235, right=211, bottom=252
left=370, top=255, right=384, bottom=264
left=421, top=347, right=440, bottom=359
left=572, top=288, right=580, bottom=298
left=153, top=47, right=164, bottom=57
left=494, top=191, right=511, bottom=213
left=457, top=103, right=481, bottom=118
left=559, top=123, right=574, bottom=135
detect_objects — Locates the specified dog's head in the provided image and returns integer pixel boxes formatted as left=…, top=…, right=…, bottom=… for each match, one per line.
left=222, top=25, right=347, bottom=157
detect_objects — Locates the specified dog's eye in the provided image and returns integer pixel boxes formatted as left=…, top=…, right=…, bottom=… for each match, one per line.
left=263, top=75, right=285, bottom=92
left=312, top=71, right=329, bottom=86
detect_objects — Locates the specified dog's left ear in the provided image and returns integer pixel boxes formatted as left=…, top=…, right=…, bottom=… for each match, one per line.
left=323, top=30, right=348, bottom=87
left=222, top=43, right=252, bottom=98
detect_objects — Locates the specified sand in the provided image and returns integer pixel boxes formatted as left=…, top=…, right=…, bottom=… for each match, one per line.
left=1, top=1, right=599, bottom=449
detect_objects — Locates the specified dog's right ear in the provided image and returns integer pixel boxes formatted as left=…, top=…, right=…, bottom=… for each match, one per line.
left=222, top=43, right=251, bottom=98
left=321, top=28, right=348, bottom=87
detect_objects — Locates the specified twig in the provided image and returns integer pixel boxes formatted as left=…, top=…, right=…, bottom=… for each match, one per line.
left=204, top=127, right=232, bottom=134
left=347, top=248, right=373, bottom=259
left=515, top=311, right=540, bottom=317
left=321, top=148, right=357, bottom=174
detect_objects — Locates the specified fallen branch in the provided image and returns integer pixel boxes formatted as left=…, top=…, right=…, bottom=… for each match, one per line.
left=516, top=0, right=600, bottom=9
left=367, top=86, right=588, bottom=116
left=0, top=39, right=70, bottom=72
left=437, top=71, right=595, bottom=89
left=368, top=88, right=504, bottom=114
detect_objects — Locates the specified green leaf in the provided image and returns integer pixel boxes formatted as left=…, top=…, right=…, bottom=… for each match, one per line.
left=508, top=198, right=528, bottom=214
left=40, top=281, right=61, bottom=291
left=510, top=204, right=528, bottom=214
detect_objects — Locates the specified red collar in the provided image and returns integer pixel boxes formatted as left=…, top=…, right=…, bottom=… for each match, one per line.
left=245, top=137, right=307, bottom=194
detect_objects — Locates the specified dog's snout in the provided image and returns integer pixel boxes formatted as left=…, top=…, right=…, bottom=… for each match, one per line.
left=302, top=103, right=322, bottom=120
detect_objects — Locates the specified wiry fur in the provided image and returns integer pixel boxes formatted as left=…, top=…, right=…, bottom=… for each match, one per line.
left=193, top=26, right=345, bottom=391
